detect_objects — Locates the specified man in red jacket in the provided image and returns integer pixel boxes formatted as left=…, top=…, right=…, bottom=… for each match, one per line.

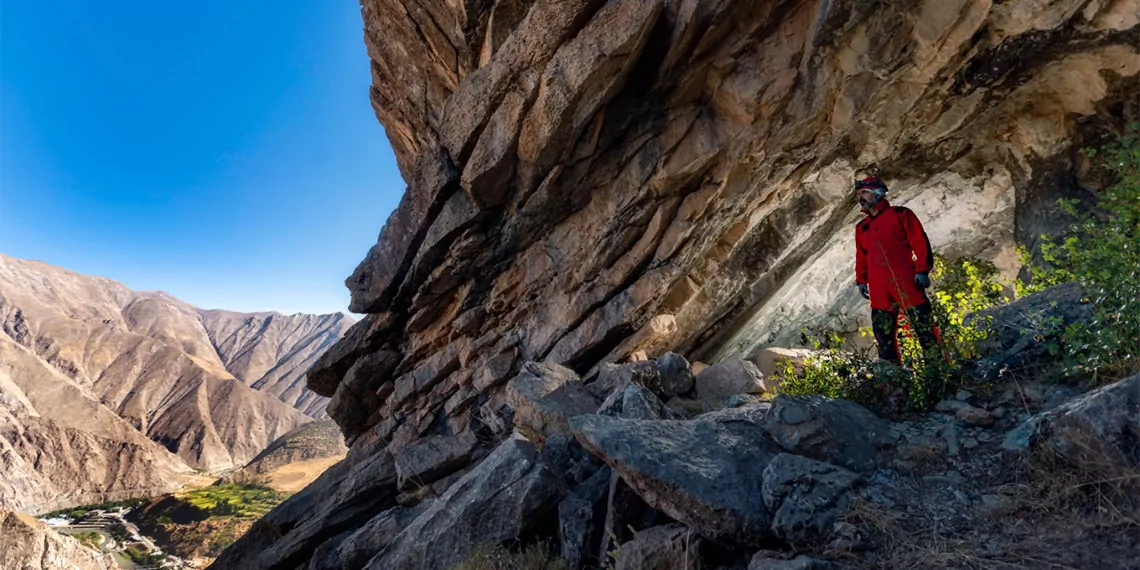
left=853, top=177, right=939, bottom=364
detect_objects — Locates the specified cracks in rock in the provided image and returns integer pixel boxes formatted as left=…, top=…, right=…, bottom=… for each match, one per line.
left=536, top=202, right=670, bottom=370
left=950, top=12, right=1138, bottom=99
left=684, top=173, right=855, bottom=362
left=403, top=0, right=461, bottom=78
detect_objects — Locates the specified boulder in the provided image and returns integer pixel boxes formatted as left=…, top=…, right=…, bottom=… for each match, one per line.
left=934, top=399, right=972, bottom=413
left=955, top=406, right=995, bottom=427
left=761, top=454, right=861, bottom=545
left=558, top=466, right=612, bottom=570
left=1046, top=373, right=1140, bottom=468
left=971, top=282, right=1093, bottom=380
left=749, top=347, right=814, bottom=391
left=591, top=360, right=663, bottom=401
left=394, top=431, right=479, bottom=490
left=334, top=505, right=426, bottom=570
left=614, top=523, right=702, bottom=570
left=507, top=361, right=600, bottom=440
left=621, top=383, right=682, bottom=421
left=695, top=358, right=766, bottom=399
left=570, top=412, right=780, bottom=546
left=541, top=434, right=601, bottom=488
left=365, top=433, right=565, bottom=569
left=1007, top=373, right=1140, bottom=468
left=696, top=402, right=772, bottom=423
left=764, top=395, right=893, bottom=470
left=656, top=352, right=695, bottom=398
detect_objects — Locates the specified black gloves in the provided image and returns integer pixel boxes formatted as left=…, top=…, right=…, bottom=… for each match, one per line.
left=857, top=283, right=870, bottom=300
left=915, top=272, right=931, bottom=289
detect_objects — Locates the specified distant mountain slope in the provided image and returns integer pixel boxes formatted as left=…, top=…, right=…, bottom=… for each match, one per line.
left=0, top=254, right=352, bottom=482
left=216, top=420, right=347, bottom=492
left=0, top=334, right=194, bottom=514
left=198, top=310, right=351, bottom=418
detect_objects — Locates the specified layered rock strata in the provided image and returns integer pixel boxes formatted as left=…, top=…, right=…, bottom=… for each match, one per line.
left=219, top=0, right=1139, bottom=567
left=313, top=0, right=1140, bottom=450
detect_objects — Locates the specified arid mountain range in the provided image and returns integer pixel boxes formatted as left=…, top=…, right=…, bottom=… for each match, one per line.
left=0, top=253, right=352, bottom=513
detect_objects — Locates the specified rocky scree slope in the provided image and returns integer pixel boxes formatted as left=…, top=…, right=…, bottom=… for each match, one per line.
left=0, top=322, right=196, bottom=514
left=217, top=0, right=1138, bottom=567
left=199, top=310, right=351, bottom=418
left=0, top=254, right=351, bottom=512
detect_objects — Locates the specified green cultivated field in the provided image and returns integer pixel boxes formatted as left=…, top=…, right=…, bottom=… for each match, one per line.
left=178, top=483, right=288, bottom=518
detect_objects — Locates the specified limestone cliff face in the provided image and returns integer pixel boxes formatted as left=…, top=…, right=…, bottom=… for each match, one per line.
left=208, top=1, right=1139, bottom=567
left=310, top=0, right=1139, bottom=448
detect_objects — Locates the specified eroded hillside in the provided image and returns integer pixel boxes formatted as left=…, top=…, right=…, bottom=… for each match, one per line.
left=0, top=254, right=353, bottom=512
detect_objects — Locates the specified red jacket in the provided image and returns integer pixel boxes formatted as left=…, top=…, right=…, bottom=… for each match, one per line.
left=855, top=199, right=933, bottom=310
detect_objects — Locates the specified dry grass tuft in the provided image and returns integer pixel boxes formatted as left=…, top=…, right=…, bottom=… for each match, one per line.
left=450, top=541, right=566, bottom=570
left=840, top=433, right=1140, bottom=570
left=892, top=443, right=946, bottom=475
left=1004, top=440, right=1140, bottom=533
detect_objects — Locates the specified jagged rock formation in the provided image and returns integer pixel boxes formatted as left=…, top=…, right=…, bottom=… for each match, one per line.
left=0, top=509, right=117, bottom=570
left=310, top=0, right=1139, bottom=447
left=216, top=0, right=1139, bottom=568
left=0, top=254, right=352, bottom=511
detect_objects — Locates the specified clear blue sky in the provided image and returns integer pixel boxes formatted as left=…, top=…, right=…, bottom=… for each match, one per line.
left=1, top=1, right=404, bottom=315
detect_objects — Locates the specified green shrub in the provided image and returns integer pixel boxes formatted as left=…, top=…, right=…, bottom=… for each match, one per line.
left=123, top=544, right=168, bottom=566
left=1020, top=125, right=1140, bottom=383
left=210, top=498, right=241, bottom=516
left=70, top=531, right=103, bottom=551
left=928, top=255, right=1008, bottom=361
left=777, top=254, right=1011, bottom=414
left=180, top=483, right=287, bottom=518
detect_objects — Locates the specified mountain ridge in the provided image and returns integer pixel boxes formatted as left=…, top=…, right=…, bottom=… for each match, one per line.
left=0, top=253, right=352, bottom=513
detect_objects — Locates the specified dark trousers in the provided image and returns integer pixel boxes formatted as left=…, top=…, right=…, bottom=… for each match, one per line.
left=871, top=301, right=939, bottom=363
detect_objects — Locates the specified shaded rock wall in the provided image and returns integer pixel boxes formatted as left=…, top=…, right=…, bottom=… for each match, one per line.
left=313, top=0, right=1139, bottom=450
